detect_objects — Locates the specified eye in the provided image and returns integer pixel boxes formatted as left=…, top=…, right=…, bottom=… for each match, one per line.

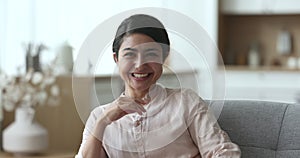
left=123, top=52, right=135, bottom=57
left=146, top=52, right=159, bottom=57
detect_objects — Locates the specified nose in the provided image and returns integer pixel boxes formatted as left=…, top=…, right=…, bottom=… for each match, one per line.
left=135, top=54, right=145, bottom=68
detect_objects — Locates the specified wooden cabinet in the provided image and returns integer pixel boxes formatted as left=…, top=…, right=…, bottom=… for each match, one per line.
left=218, top=14, right=300, bottom=70
left=220, top=0, right=300, bottom=15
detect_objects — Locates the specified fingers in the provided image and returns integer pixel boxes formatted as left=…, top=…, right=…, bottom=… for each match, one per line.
left=116, top=96, right=146, bottom=115
left=104, top=96, right=147, bottom=123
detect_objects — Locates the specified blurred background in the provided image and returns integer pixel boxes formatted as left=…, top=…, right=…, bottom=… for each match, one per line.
left=1, top=0, right=300, bottom=103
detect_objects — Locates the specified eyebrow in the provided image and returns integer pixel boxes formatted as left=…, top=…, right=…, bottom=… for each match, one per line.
left=144, top=48, right=160, bottom=52
left=121, top=48, right=138, bottom=52
left=121, top=47, right=161, bottom=53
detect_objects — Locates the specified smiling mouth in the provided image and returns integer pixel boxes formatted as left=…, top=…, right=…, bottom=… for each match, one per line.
left=131, top=73, right=151, bottom=78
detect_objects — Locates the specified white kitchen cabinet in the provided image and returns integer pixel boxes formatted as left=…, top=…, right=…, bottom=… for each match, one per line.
left=93, top=76, right=123, bottom=107
left=225, top=70, right=300, bottom=103
left=220, top=0, right=300, bottom=14
left=272, top=0, right=300, bottom=14
left=220, top=0, right=264, bottom=14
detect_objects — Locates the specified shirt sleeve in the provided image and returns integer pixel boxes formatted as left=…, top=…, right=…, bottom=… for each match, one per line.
left=187, top=92, right=241, bottom=157
left=75, top=106, right=106, bottom=158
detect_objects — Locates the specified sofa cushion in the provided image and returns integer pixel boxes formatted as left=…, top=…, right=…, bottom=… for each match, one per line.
left=239, top=146, right=275, bottom=158
left=216, top=100, right=288, bottom=153
left=277, top=104, right=300, bottom=152
left=276, top=150, right=300, bottom=158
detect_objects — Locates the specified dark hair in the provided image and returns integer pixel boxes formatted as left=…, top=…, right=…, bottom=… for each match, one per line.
left=112, top=14, right=170, bottom=60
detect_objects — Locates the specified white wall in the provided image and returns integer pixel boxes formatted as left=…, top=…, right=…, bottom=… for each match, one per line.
left=0, top=0, right=34, bottom=74
left=0, top=0, right=218, bottom=76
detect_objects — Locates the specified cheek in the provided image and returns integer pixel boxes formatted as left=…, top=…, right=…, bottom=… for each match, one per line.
left=118, top=60, right=133, bottom=74
left=151, top=64, right=163, bottom=74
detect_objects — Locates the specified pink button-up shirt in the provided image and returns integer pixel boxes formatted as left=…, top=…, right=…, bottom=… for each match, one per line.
left=77, top=84, right=241, bottom=157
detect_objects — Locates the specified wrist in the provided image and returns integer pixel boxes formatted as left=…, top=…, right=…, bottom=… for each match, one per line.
left=92, top=115, right=112, bottom=141
left=100, top=113, right=113, bottom=125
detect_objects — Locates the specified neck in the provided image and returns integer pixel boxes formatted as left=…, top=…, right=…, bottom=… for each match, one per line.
left=124, top=87, right=149, bottom=100
left=124, top=85, right=156, bottom=105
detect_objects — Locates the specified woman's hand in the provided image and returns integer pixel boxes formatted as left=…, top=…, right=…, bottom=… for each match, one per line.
left=104, top=96, right=147, bottom=123
left=82, top=96, right=147, bottom=158
left=92, top=96, right=146, bottom=139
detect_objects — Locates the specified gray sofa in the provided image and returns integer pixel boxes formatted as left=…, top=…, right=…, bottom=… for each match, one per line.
left=214, top=100, right=300, bottom=158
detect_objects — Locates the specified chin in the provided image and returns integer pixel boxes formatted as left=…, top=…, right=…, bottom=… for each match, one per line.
left=131, top=82, right=153, bottom=91
left=132, top=84, right=151, bottom=91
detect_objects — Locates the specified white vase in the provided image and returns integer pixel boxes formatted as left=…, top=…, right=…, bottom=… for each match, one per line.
left=2, top=107, right=48, bottom=155
left=55, top=41, right=73, bottom=74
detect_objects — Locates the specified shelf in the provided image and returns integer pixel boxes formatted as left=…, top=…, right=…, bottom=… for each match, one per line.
left=223, top=65, right=300, bottom=72
left=218, top=14, right=300, bottom=70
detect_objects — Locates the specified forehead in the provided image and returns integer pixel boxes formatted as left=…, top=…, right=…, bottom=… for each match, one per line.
left=120, top=33, right=162, bottom=51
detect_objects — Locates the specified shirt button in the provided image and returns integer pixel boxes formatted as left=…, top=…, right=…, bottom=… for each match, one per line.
left=134, top=120, right=141, bottom=127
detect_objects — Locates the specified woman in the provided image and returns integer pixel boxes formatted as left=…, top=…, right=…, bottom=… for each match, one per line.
left=77, top=14, right=241, bottom=158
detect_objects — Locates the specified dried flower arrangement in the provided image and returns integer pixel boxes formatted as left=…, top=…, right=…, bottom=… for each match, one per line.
left=0, top=65, right=60, bottom=111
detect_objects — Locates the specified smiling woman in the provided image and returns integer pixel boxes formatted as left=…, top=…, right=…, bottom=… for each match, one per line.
left=111, top=14, right=170, bottom=103
left=115, top=34, right=164, bottom=100
left=76, top=14, right=241, bottom=158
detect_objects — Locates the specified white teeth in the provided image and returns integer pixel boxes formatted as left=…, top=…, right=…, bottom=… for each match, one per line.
left=133, top=73, right=149, bottom=78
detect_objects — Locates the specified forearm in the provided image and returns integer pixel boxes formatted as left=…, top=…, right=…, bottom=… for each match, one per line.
left=198, top=129, right=241, bottom=157
left=189, top=107, right=241, bottom=157
left=82, top=135, right=107, bottom=158
left=82, top=116, right=112, bottom=158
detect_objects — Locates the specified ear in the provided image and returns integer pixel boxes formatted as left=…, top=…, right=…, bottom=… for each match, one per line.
left=113, top=52, right=118, bottom=63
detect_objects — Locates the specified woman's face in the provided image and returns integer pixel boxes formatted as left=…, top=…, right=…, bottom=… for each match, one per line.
left=114, top=33, right=164, bottom=94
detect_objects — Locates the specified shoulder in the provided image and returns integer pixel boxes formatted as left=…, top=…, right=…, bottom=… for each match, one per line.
left=166, top=88, right=207, bottom=112
left=167, top=88, right=204, bottom=102
left=91, top=103, right=111, bottom=114
left=85, top=103, right=112, bottom=125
